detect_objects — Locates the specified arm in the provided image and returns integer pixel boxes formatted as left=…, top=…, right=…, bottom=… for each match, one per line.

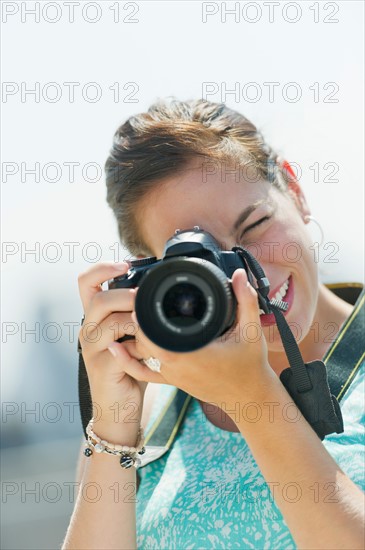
left=62, top=423, right=140, bottom=550
left=62, top=380, right=159, bottom=549
left=72, top=382, right=159, bottom=491
left=232, top=371, right=365, bottom=550
left=62, top=263, right=166, bottom=549
left=111, top=269, right=364, bottom=549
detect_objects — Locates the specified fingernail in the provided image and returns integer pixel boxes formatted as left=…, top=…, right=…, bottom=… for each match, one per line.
left=108, top=346, right=118, bottom=357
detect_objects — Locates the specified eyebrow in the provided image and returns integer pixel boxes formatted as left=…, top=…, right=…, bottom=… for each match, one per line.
left=231, top=199, right=267, bottom=234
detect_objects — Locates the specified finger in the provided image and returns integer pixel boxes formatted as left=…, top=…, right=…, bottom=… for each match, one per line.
left=130, top=311, right=178, bottom=366
left=84, top=286, right=136, bottom=328
left=231, top=269, right=260, bottom=327
left=80, top=312, right=138, bottom=355
left=78, top=261, right=130, bottom=312
left=108, top=342, right=168, bottom=385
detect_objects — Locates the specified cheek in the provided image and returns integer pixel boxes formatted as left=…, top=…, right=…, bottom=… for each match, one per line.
left=253, top=216, right=314, bottom=268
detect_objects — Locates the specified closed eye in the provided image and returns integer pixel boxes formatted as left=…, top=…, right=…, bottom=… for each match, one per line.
left=242, top=215, right=271, bottom=235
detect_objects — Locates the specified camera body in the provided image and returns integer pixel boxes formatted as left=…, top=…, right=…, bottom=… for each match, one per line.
left=109, top=227, right=266, bottom=352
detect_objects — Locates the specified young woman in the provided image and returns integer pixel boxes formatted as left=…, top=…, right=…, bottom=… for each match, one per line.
left=63, top=99, right=364, bottom=549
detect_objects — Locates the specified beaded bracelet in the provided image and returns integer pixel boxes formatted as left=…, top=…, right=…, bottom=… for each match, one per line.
left=84, top=418, right=146, bottom=469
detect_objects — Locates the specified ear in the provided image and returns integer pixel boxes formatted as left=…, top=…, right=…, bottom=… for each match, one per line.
left=287, top=180, right=311, bottom=221
left=281, top=161, right=311, bottom=222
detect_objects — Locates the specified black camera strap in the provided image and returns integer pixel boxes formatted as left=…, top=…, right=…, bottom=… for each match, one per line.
left=239, top=245, right=313, bottom=391
left=270, top=306, right=312, bottom=391
left=78, top=350, right=93, bottom=441
left=78, top=286, right=363, bottom=469
left=232, top=246, right=345, bottom=440
left=130, top=286, right=363, bottom=470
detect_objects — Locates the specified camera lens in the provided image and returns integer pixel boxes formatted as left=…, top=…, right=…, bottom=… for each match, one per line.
left=163, top=283, right=206, bottom=327
left=135, top=257, right=236, bottom=352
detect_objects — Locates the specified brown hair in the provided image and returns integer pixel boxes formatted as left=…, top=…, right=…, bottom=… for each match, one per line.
left=105, top=98, right=287, bottom=256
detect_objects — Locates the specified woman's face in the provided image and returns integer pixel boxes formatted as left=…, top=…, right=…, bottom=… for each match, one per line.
left=136, top=159, right=318, bottom=351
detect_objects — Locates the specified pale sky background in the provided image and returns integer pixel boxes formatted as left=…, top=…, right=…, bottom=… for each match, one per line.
left=1, top=2, right=364, bottom=548
left=1, top=0, right=364, bottom=411
left=2, top=1, right=364, bottom=402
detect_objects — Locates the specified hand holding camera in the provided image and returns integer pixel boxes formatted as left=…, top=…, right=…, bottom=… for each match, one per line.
left=109, top=227, right=281, bottom=351
left=77, top=262, right=158, bottom=441
left=105, top=228, right=281, bottom=406
left=77, top=228, right=289, bottom=422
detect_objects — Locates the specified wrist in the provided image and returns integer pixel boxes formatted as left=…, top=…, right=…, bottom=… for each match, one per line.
left=84, top=418, right=145, bottom=470
left=92, top=398, right=142, bottom=426
left=91, top=419, right=141, bottom=446
left=233, top=362, right=279, bottom=395
left=224, top=366, right=284, bottom=420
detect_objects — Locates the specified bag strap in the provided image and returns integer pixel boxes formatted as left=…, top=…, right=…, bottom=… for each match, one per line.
left=78, top=351, right=93, bottom=440
left=138, top=388, right=192, bottom=468
left=323, top=288, right=364, bottom=401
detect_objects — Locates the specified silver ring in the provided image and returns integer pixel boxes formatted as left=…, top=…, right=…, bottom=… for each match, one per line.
left=142, top=356, right=161, bottom=373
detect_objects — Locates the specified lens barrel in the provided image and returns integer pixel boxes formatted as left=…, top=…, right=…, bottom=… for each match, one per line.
left=135, top=257, right=236, bottom=352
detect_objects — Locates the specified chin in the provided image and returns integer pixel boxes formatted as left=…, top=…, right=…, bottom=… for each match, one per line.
left=263, top=306, right=315, bottom=352
left=266, top=333, right=297, bottom=353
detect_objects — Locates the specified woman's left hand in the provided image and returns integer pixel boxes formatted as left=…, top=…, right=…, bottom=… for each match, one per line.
left=110, top=269, right=277, bottom=405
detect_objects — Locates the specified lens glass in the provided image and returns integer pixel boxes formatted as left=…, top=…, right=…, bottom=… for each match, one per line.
left=162, top=283, right=207, bottom=327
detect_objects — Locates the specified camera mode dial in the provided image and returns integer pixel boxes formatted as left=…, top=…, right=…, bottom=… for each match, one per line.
left=131, top=256, right=157, bottom=267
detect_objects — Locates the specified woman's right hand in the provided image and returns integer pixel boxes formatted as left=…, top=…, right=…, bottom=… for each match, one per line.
left=77, top=262, right=160, bottom=439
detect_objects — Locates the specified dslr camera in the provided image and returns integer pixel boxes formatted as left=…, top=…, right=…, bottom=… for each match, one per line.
left=109, top=227, right=276, bottom=352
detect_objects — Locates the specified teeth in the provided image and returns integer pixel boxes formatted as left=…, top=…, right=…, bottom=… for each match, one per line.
left=280, top=282, right=288, bottom=294
left=273, top=278, right=289, bottom=300
left=259, top=278, right=290, bottom=315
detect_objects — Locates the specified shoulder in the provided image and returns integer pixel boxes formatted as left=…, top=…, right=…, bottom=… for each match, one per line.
left=325, top=282, right=363, bottom=307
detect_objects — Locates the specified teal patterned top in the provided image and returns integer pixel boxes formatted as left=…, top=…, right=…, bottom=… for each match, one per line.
left=136, top=362, right=365, bottom=549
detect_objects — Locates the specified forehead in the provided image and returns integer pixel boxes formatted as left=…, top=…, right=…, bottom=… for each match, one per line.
left=137, top=160, right=273, bottom=256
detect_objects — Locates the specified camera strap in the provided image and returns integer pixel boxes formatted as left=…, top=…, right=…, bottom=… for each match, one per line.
left=233, top=246, right=347, bottom=440
left=137, top=286, right=363, bottom=470
left=77, top=286, right=363, bottom=468
left=134, top=286, right=363, bottom=470
left=275, top=290, right=364, bottom=439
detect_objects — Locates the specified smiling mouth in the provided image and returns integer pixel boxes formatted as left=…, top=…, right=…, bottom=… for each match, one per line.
left=259, top=277, right=290, bottom=315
